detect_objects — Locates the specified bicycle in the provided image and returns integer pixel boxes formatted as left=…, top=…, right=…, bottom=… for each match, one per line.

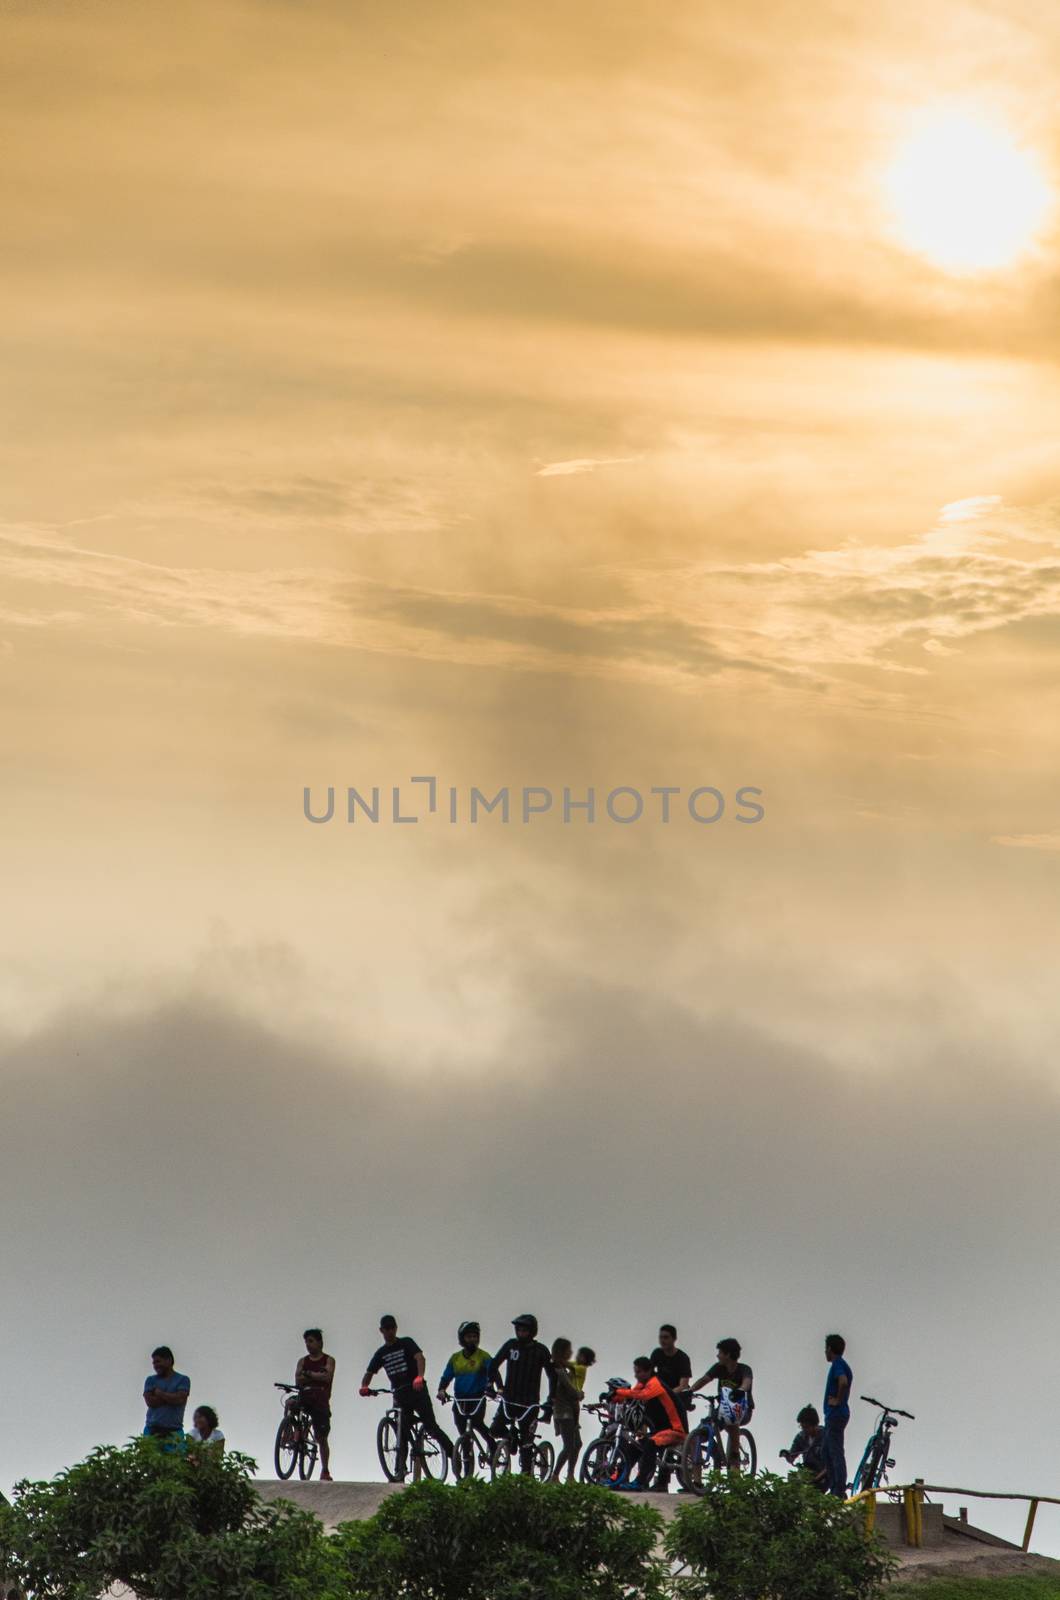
left=442, top=1395, right=495, bottom=1480
left=849, top=1395, right=914, bottom=1496
left=367, top=1387, right=450, bottom=1484
left=579, top=1396, right=641, bottom=1487
left=679, top=1392, right=757, bottom=1492
left=273, top=1383, right=320, bottom=1480
left=488, top=1397, right=555, bottom=1480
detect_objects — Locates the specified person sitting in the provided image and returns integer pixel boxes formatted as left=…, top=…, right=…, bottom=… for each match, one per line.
left=188, top=1405, right=225, bottom=1450
left=610, top=1356, right=687, bottom=1491
left=779, top=1405, right=826, bottom=1489
left=688, top=1337, right=754, bottom=1471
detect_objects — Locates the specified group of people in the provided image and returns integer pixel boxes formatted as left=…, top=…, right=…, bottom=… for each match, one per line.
left=142, top=1346, right=225, bottom=1451
left=139, top=1320, right=855, bottom=1498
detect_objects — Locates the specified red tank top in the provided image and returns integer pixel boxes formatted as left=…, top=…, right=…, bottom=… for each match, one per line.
left=300, top=1353, right=332, bottom=1404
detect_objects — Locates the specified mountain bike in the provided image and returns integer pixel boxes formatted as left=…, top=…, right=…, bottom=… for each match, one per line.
left=850, top=1395, right=914, bottom=1496
left=273, top=1383, right=320, bottom=1480
left=679, top=1392, right=757, bottom=1492
left=579, top=1396, right=641, bottom=1487
left=442, top=1395, right=495, bottom=1479
left=489, top=1397, right=554, bottom=1480
left=368, top=1388, right=450, bottom=1483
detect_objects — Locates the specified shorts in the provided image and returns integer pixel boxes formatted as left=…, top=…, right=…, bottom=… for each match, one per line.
left=304, top=1406, right=331, bottom=1439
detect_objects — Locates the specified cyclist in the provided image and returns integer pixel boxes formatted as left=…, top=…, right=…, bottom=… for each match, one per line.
left=780, top=1405, right=827, bottom=1489
left=688, top=1337, right=754, bottom=1471
left=487, top=1313, right=555, bottom=1472
left=289, top=1328, right=335, bottom=1481
left=823, top=1333, right=852, bottom=1497
left=610, top=1357, right=687, bottom=1490
left=437, top=1321, right=492, bottom=1453
left=360, top=1314, right=453, bottom=1480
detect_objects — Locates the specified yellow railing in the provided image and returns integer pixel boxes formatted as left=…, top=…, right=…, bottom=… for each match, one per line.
left=846, top=1480, right=1060, bottom=1552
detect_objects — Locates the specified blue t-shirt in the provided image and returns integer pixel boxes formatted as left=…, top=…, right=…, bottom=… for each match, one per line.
left=440, top=1348, right=492, bottom=1400
left=144, top=1371, right=190, bottom=1430
left=824, top=1358, right=852, bottom=1422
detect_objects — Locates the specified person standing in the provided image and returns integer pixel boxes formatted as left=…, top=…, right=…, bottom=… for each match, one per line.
left=292, top=1328, right=336, bottom=1481
left=822, top=1333, right=853, bottom=1497
left=650, top=1325, right=693, bottom=1405
left=142, top=1346, right=190, bottom=1440
left=549, top=1337, right=583, bottom=1483
left=487, top=1314, right=556, bottom=1473
left=650, top=1325, right=693, bottom=1489
left=360, top=1315, right=452, bottom=1480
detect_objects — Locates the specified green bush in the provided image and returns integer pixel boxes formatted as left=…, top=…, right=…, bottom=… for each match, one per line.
left=0, top=1436, right=341, bottom=1600
left=334, top=1475, right=668, bottom=1600
left=665, top=1470, right=897, bottom=1600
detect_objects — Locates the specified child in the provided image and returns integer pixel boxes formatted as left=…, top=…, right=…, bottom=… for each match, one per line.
left=572, top=1346, right=596, bottom=1395
left=779, top=1405, right=826, bottom=1488
left=188, top=1405, right=225, bottom=1450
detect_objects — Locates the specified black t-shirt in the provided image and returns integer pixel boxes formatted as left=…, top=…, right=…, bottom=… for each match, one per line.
left=704, top=1361, right=754, bottom=1411
left=488, top=1337, right=555, bottom=1405
left=650, top=1346, right=692, bottom=1391
left=367, top=1336, right=422, bottom=1392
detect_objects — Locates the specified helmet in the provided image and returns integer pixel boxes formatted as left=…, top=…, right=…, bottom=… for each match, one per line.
left=458, top=1321, right=480, bottom=1340
left=605, top=1377, right=629, bottom=1391
left=718, top=1387, right=748, bottom=1426
left=512, top=1313, right=538, bottom=1336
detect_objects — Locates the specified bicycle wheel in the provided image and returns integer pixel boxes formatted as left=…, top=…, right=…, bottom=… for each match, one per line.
left=490, top=1438, right=512, bottom=1479
left=274, top=1414, right=299, bottom=1480
left=452, top=1433, right=476, bottom=1480
left=413, top=1430, right=449, bottom=1483
left=530, top=1439, right=555, bottom=1481
left=851, top=1437, right=879, bottom=1495
left=377, top=1413, right=403, bottom=1482
left=679, top=1428, right=715, bottom=1495
left=580, top=1437, right=629, bottom=1487
left=298, top=1417, right=319, bottom=1480
left=734, top=1428, right=757, bottom=1477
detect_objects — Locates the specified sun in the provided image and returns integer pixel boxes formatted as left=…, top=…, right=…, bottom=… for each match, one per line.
left=884, top=108, right=1052, bottom=273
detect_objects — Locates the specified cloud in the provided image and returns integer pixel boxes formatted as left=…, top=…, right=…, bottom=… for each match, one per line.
left=535, top=456, right=642, bottom=477
left=6, top=496, right=1060, bottom=714
left=993, top=832, right=1060, bottom=851
left=1, top=958, right=1059, bottom=1526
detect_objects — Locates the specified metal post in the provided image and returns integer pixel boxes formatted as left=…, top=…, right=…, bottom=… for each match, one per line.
left=903, top=1488, right=915, bottom=1545
left=1023, top=1499, right=1039, bottom=1552
left=864, top=1490, right=876, bottom=1535
left=914, top=1479, right=925, bottom=1548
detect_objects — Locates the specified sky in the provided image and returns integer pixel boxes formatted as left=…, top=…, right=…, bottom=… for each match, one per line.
left=2, top=0, right=1060, bottom=1553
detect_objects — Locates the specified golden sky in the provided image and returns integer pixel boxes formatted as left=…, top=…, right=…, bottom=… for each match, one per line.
left=2, top=0, right=1060, bottom=1529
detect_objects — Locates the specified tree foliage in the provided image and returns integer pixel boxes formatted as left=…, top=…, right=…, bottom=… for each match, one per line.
left=0, top=1437, right=340, bottom=1600
left=665, top=1470, right=897, bottom=1600
left=334, top=1475, right=668, bottom=1600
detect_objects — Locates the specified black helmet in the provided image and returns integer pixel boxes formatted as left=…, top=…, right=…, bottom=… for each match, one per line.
left=512, top=1313, right=538, bottom=1336
left=458, top=1321, right=480, bottom=1340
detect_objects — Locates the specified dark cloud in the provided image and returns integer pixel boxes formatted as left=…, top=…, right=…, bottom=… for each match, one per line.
left=2, top=968, right=1057, bottom=1542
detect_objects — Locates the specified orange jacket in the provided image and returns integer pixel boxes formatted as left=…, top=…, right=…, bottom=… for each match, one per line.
left=613, top=1375, right=687, bottom=1438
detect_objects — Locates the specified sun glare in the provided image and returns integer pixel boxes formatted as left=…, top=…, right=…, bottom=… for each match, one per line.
left=884, top=109, right=1052, bottom=273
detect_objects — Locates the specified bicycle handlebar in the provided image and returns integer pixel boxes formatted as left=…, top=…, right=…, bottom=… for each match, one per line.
left=274, top=1382, right=298, bottom=1392
left=861, top=1395, right=915, bottom=1419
